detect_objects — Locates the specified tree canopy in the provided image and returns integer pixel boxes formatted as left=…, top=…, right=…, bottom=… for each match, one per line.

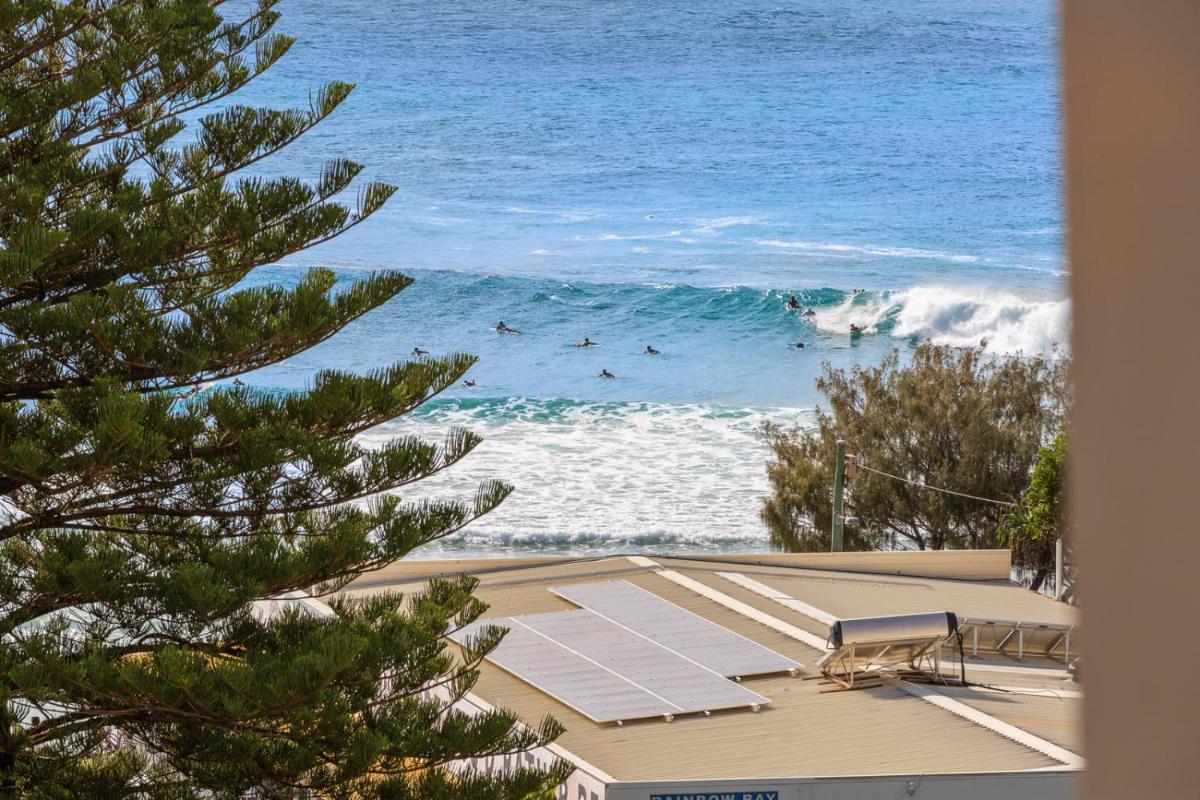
left=1000, top=431, right=1071, bottom=596
left=761, top=342, right=1067, bottom=553
left=0, top=1, right=565, bottom=797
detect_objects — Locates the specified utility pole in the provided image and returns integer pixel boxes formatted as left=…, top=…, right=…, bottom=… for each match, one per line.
left=830, top=439, right=846, bottom=552
left=1054, top=538, right=1064, bottom=601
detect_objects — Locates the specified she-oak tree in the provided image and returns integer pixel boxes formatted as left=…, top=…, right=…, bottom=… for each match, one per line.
left=0, top=1, right=566, bottom=797
left=761, top=343, right=1067, bottom=555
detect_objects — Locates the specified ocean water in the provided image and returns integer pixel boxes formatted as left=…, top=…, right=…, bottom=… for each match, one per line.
left=229, top=0, right=1065, bottom=555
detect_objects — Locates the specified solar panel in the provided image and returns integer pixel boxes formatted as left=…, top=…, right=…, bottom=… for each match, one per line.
left=451, top=616, right=678, bottom=722
left=451, top=610, right=770, bottom=723
left=518, top=610, right=770, bottom=711
left=551, top=579, right=802, bottom=677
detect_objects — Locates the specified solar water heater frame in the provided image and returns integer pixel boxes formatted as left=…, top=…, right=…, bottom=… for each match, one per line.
left=958, top=617, right=1075, bottom=663
left=816, top=612, right=963, bottom=690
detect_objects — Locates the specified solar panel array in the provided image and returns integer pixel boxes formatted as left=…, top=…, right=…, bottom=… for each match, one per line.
left=550, top=579, right=801, bottom=678
left=452, top=616, right=681, bottom=722
left=529, top=610, right=769, bottom=711
left=452, top=612, right=768, bottom=722
left=450, top=579, right=801, bottom=723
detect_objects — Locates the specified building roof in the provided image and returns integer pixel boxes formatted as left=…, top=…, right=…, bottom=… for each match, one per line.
left=340, top=550, right=1082, bottom=784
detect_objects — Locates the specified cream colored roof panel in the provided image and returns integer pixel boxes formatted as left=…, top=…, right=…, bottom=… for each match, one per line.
left=470, top=668, right=1058, bottom=781
left=657, top=569, right=832, bottom=638
left=343, top=555, right=643, bottom=596
left=694, top=563, right=1078, bottom=628
left=349, top=553, right=1081, bottom=782
left=670, top=548, right=1014, bottom=580
left=934, top=686, right=1083, bottom=754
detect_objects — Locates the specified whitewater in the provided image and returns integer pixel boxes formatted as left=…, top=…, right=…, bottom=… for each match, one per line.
left=251, top=270, right=1068, bottom=554
left=235, top=0, right=1063, bottom=556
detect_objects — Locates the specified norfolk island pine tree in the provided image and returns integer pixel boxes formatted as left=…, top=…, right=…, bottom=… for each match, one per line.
left=0, top=1, right=567, bottom=797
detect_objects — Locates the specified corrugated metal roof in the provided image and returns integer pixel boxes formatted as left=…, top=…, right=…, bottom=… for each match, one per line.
left=340, top=549, right=1016, bottom=593
left=674, top=549, right=1015, bottom=580
left=471, top=667, right=1058, bottom=780
left=340, top=554, right=1083, bottom=782
left=935, top=685, right=1083, bottom=754
left=730, top=566, right=1078, bottom=627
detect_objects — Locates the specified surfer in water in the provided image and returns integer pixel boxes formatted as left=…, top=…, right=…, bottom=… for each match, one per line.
left=495, top=321, right=520, bottom=335
left=599, top=369, right=615, bottom=379
left=803, top=308, right=816, bottom=318
left=411, top=347, right=428, bottom=357
left=787, top=295, right=801, bottom=311
left=792, top=342, right=806, bottom=349
left=645, top=345, right=661, bottom=356
left=462, top=379, right=476, bottom=388
left=850, top=324, right=865, bottom=335
left=573, top=337, right=597, bottom=348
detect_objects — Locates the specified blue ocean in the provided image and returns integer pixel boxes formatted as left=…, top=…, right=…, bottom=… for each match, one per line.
left=230, top=0, right=1065, bottom=555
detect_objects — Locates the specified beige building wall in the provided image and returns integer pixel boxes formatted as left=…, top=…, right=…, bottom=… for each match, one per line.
left=1063, top=2, right=1200, bottom=798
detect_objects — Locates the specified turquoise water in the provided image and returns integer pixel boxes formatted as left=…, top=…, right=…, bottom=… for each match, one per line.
left=230, top=0, right=1065, bottom=554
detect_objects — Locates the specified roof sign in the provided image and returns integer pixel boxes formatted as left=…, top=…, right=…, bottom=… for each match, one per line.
left=649, top=792, right=780, bottom=800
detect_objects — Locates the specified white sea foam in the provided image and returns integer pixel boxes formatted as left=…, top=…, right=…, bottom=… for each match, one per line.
left=588, top=230, right=692, bottom=242
left=889, top=286, right=1069, bottom=355
left=757, top=239, right=979, bottom=263
left=504, top=206, right=595, bottom=222
left=692, top=216, right=764, bottom=234
left=358, top=400, right=811, bottom=557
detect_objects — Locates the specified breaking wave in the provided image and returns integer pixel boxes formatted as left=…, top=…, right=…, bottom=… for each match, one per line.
left=802, top=286, right=1068, bottom=355
left=889, top=286, right=1069, bottom=355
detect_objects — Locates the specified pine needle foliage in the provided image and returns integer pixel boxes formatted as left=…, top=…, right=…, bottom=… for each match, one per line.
left=0, top=2, right=567, bottom=797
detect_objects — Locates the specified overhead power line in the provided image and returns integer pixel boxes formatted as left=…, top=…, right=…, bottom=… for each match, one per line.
left=851, top=461, right=1017, bottom=508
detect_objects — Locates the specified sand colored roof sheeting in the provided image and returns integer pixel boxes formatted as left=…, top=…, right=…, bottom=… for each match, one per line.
left=653, top=556, right=1079, bottom=627
left=936, top=686, right=1083, bottom=754
left=340, top=549, right=1018, bottom=594
left=339, top=553, right=1082, bottom=782
left=751, top=570, right=1077, bottom=626
left=470, top=667, right=1058, bottom=780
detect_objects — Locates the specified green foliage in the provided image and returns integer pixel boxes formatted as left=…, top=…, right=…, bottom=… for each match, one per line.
left=0, top=1, right=567, bottom=796
left=1000, top=432, right=1070, bottom=596
left=761, top=342, right=1067, bottom=553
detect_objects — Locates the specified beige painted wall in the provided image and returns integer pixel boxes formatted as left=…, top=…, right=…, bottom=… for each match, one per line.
left=1063, top=2, right=1200, bottom=798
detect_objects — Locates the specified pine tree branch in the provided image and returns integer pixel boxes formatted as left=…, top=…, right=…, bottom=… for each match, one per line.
left=1, top=1, right=558, bottom=792
left=0, top=0, right=141, bottom=75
